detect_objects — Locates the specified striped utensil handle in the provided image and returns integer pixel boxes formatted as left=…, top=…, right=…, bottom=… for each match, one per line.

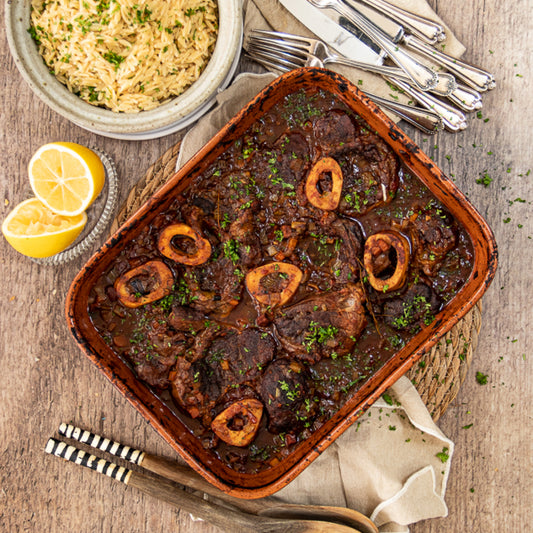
left=45, top=438, right=132, bottom=484
left=58, top=423, right=145, bottom=465
left=44, top=440, right=319, bottom=532
left=57, top=422, right=270, bottom=516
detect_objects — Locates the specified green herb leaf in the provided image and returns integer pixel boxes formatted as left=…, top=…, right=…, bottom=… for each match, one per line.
left=475, top=371, right=488, bottom=385
left=436, top=447, right=449, bottom=463
left=103, top=51, right=125, bottom=70
left=382, top=393, right=393, bottom=406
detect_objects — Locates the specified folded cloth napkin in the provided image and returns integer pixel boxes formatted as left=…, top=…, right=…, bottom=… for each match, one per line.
left=242, top=0, right=466, bottom=120
left=177, top=71, right=455, bottom=532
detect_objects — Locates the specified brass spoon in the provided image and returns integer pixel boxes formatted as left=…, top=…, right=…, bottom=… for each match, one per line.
left=46, top=437, right=362, bottom=533
left=57, top=423, right=379, bottom=533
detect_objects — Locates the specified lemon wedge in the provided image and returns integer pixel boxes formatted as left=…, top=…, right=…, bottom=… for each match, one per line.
left=2, top=198, right=87, bottom=258
left=28, top=142, right=105, bottom=216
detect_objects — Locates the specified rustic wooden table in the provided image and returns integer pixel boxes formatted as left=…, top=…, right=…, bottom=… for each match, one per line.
left=1, top=1, right=531, bottom=532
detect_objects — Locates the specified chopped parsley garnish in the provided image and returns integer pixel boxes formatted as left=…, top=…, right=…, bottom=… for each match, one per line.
left=303, top=322, right=338, bottom=352
left=475, top=371, right=488, bottom=385
left=220, top=212, right=231, bottom=229
left=157, top=293, right=175, bottom=311
left=27, top=25, right=41, bottom=45
left=436, top=447, right=450, bottom=463
left=392, top=295, right=435, bottom=329
left=103, top=51, right=125, bottom=70
left=278, top=380, right=300, bottom=402
left=382, top=393, right=393, bottom=405
left=476, top=171, right=492, bottom=187
left=135, top=6, right=152, bottom=24
left=223, top=239, right=240, bottom=265
left=86, top=87, right=99, bottom=102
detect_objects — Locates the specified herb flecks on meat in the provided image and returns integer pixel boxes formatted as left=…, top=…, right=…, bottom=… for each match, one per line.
left=88, top=87, right=474, bottom=474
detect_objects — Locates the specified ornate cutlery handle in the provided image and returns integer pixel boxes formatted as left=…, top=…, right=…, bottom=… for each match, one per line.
left=330, top=53, right=456, bottom=96
left=365, top=92, right=443, bottom=134
left=448, top=83, right=483, bottom=112
left=431, top=72, right=456, bottom=96
left=337, top=3, right=437, bottom=90
left=403, top=35, right=496, bottom=91
left=310, top=0, right=437, bottom=90
left=387, top=77, right=468, bottom=131
left=354, top=0, right=446, bottom=44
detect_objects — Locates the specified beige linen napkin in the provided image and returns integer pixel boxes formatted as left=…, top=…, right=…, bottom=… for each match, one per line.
left=177, top=72, right=455, bottom=532
left=241, top=0, right=466, bottom=118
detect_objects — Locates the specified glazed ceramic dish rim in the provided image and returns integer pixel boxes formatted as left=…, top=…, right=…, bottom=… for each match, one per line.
left=66, top=68, right=498, bottom=499
left=5, top=0, right=242, bottom=138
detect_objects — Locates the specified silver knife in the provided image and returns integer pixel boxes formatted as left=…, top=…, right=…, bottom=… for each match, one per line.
left=279, top=0, right=384, bottom=65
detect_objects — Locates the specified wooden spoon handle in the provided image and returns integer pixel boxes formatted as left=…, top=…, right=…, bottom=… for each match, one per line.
left=45, top=437, right=132, bottom=483
left=126, top=471, right=264, bottom=533
left=58, top=423, right=267, bottom=514
left=45, top=438, right=358, bottom=533
left=141, top=454, right=268, bottom=515
left=58, top=423, right=146, bottom=465
left=45, top=438, right=263, bottom=532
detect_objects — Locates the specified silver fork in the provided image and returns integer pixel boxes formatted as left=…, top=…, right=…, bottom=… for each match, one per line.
left=248, top=30, right=479, bottom=120
left=248, top=30, right=456, bottom=97
left=246, top=38, right=443, bottom=134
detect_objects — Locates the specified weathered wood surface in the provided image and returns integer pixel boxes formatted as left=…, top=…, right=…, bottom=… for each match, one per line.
left=0, top=1, right=531, bottom=531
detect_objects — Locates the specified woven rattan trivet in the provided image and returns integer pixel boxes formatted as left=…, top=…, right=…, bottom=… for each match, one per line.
left=110, top=142, right=482, bottom=421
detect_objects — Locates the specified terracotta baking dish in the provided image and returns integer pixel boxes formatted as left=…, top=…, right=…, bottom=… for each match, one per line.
left=66, top=68, right=497, bottom=499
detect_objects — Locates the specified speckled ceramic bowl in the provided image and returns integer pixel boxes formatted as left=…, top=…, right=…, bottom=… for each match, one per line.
left=5, top=0, right=242, bottom=140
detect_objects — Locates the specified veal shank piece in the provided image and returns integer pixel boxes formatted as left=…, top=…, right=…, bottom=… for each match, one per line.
left=305, top=157, right=343, bottom=211
left=259, top=359, right=318, bottom=434
left=114, top=260, right=174, bottom=308
left=169, top=327, right=275, bottom=425
left=158, top=223, right=212, bottom=266
left=273, top=284, right=367, bottom=364
left=364, top=231, right=410, bottom=292
left=88, top=86, right=474, bottom=474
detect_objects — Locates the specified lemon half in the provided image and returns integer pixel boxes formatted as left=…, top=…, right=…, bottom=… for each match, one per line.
left=28, top=142, right=105, bottom=216
left=2, top=198, right=87, bottom=258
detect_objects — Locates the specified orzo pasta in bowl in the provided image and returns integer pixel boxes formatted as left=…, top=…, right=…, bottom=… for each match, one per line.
left=6, top=0, right=242, bottom=139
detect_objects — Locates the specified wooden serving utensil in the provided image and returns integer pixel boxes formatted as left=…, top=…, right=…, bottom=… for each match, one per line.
left=45, top=437, right=362, bottom=533
left=57, top=423, right=378, bottom=533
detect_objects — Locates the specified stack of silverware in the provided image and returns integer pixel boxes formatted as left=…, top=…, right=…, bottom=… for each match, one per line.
left=246, top=0, right=495, bottom=134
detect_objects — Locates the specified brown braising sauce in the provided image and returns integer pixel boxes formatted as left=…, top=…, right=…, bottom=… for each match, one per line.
left=88, top=88, right=473, bottom=473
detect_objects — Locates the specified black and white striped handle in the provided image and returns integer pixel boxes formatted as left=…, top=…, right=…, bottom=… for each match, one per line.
left=58, top=423, right=145, bottom=465
left=45, top=438, right=132, bottom=484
